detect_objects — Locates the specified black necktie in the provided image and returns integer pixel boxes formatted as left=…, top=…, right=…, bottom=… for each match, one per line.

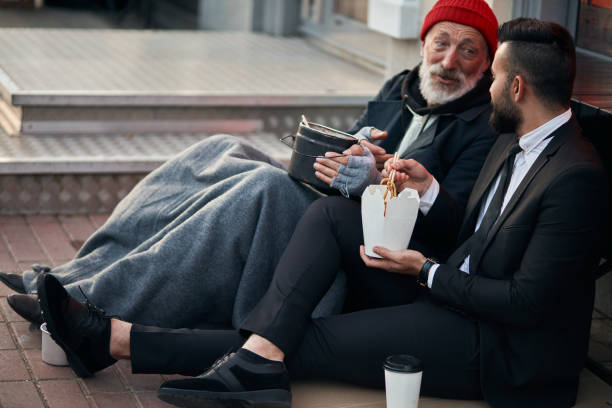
left=454, top=141, right=522, bottom=272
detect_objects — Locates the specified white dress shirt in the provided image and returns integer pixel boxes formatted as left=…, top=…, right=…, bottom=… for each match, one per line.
left=396, top=104, right=439, bottom=157
left=420, top=109, right=572, bottom=288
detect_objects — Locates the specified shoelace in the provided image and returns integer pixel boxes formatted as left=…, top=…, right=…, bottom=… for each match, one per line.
left=211, top=352, right=233, bottom=370
left=197, top=349, right=236, bottom=378
left=78, top=286, right=121, bottom=320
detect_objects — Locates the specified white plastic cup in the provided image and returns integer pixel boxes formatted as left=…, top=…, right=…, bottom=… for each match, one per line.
left=40, top=323, right=69, bottom=366
left=383, top=355, right=423, bottom=408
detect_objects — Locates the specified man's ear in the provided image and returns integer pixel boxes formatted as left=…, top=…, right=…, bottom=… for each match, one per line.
left=512, top=75, right=526, bottom=103
left=420, top=40, right=425, bottom=59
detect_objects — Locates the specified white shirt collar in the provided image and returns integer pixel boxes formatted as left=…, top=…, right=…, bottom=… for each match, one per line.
left=518, top=108, right=572, bottom=154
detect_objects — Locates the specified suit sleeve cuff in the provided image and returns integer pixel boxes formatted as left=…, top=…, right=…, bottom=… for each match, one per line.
left=419, top=178, right=439, bottom=216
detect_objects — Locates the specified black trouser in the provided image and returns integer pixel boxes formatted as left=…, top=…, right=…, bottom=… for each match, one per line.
left=130, top=197, right=481, bottom=399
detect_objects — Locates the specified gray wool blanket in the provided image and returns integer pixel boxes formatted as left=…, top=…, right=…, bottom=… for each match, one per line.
left=22, top=135, right=345, bottom=329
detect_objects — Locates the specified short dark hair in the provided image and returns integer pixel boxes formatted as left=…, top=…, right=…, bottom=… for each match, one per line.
left=498, top=18, right=576, bottom=109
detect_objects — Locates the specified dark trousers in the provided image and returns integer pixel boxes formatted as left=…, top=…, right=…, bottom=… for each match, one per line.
left=130, top=197, right=481, bottom=399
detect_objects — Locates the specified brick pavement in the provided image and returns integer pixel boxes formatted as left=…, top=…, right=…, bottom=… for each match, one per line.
left=0, top=214, right=179, bottom=408
left=0, top=214, right=611, bottom=407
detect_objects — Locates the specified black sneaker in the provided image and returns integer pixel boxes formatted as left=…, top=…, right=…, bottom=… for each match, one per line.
left=158, top=348, right=291, bottom=408
left=37, top=273, right=116, bottom=378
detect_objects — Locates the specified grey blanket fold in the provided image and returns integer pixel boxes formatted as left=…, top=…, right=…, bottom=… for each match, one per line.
left=23, top=135, right=345, bottom=329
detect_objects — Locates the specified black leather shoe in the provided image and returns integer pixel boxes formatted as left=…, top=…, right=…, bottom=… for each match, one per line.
left=0, top=273, right=26, bottom=294
left=7, top=294, right=43, bottom=326
left=158, top=348, right=291, bottom=408
left=37, top=273, right=116, bottom=378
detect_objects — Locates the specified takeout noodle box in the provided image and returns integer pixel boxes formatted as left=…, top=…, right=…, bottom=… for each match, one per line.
left=361, top=185, right=420, bottom=258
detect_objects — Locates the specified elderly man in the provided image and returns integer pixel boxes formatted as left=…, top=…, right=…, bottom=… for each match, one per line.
left=6, top=0, right=498, bottom=332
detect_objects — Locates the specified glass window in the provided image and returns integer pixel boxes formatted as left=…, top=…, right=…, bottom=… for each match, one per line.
left=299, top=0, right=387, bottom=65
left=333, top=0, right=368, bottom=24
left=576, top=0, right=612, bottom=57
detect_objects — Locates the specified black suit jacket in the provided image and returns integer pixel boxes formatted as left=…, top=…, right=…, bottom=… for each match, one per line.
left=423, top=117, right=608, bottom=407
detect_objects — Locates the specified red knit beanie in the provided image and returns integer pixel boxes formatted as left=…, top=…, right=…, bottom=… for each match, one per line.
left=420, top=0, right=499, bottom=56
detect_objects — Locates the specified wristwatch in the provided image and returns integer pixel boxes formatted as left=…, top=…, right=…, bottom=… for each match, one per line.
left=417, top=258, right=436, bottom=287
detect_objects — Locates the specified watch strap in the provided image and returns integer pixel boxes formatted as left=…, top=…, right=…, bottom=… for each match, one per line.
left=417, top=258, right=436, bottom=287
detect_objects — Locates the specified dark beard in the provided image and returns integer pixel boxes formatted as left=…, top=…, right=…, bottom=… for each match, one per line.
left=489, top=93, right=523, bottom=134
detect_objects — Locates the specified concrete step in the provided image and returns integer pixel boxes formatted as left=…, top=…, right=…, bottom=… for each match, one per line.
left=0, top=130, right=293, bottom=214
left=0, top=29, right=381, bottom=136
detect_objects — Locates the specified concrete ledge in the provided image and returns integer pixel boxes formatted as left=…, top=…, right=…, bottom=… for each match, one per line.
left=292, top=369, right=612, bottom=407
left=0, top=132, right=293, bottom=214
left=0, top=131, right=292, bottom=174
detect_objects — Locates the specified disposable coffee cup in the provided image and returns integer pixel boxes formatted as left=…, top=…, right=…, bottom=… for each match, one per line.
left=383, top=355, right=423, bottom=408
left=40, top=323, right=69, bottom=366
left=362, top=185, right=420, bottom=258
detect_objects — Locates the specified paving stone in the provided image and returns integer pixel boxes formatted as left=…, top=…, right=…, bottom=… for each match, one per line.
left=0, top=350, right=30, bottom=380
left=0, top=381, right=44, bottom=408
left=0, top=296, right=27, bottom=322
left=0, top=323, right=16, bottom=349
left=1, top=221, right=48, bottom=263
left=591, top=316, right=612, bottom=347
left=81, top=365, right=127, bottom=393
left=39, top=379, right=90, bottom=408
left=0, top=284, right=18, bottom=296
left=0, top=216, right=27, bottom=226
left=160, top=374, right=189, bottom=381
left=0, top=234, right=19, bottom=273
left=28, top=216, right=77, bottom=263
left=10, top=322, right=42, bottom=349
left=136, top=391, right=177, bottom=408
left=89, top=214, right=110, bottom=230
left=24, top=349, right=75, bottom=380
left=116, top=359, right=165, bottom=391
left=589, top=339, right=612, bottom=363
left=58, top=215, right=96, bottom=247
left=93, top=392, right=139, bottom=408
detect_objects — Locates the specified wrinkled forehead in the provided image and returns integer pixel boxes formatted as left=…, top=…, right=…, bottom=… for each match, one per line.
left=424, top=21, right=487, bottom=49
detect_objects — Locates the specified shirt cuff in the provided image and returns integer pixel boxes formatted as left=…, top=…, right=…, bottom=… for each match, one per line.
left=419, top=178, right=439, bottom=216
left=427, top=263, right=439, bottom=288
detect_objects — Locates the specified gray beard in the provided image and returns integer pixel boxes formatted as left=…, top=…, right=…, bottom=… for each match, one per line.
left=418, top=62, right=482, bottom=107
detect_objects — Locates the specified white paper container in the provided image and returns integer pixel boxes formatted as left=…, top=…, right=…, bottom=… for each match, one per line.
left=384, top=369, right=422, bottom=408
left=361, top=185, right=420, bottom=258
left=40, top=323, right=69, bottom=366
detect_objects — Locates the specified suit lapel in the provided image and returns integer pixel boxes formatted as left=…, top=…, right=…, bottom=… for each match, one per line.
left=471, top=118, right=575, bottom=272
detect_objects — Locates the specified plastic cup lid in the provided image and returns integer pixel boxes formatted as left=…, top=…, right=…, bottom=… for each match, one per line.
left=383, top=355, right=423, bottom=373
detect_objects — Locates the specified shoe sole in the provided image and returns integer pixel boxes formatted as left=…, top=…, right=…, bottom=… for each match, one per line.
left=37, top=274, right=93, bottom=378
left=158, top=387, right=291, bottom=408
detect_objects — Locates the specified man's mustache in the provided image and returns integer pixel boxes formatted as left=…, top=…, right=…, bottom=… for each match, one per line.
left=428, top=64, right=461, bottom=82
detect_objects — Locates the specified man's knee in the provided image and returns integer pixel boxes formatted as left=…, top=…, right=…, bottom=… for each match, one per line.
left=307, top=196, right=360, bottom=223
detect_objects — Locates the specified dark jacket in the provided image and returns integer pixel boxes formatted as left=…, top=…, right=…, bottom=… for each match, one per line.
left=349, top=67, right=497, bottom=206
left=424, top=117, right=608, bottom=407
